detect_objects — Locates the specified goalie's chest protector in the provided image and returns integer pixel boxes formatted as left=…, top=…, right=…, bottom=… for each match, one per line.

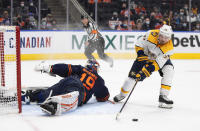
left=146, top=30, right=173, bottom=55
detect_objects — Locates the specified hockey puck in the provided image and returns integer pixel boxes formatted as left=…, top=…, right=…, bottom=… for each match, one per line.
left=132, top=118, right=138, bottom=122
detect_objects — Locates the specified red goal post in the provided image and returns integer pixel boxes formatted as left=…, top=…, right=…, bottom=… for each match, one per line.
left=0, top=26, right=21, bottom=114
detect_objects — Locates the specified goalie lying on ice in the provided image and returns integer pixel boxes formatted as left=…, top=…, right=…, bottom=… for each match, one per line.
left=114, top=25, right=175, bottom=109
left=22, top=60, right=110, bottom=115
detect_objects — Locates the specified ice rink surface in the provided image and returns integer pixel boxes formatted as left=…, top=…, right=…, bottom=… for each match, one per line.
left=1, top=59, right=200, bottom=131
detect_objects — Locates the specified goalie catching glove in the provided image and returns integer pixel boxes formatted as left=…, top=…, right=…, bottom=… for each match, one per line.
left=34, top=61, right=56, bottom=77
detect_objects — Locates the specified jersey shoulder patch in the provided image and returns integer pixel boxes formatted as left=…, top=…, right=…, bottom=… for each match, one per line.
left=147, top=30, right=159, bottom=45
left=151, top=31, right=159, bottom=37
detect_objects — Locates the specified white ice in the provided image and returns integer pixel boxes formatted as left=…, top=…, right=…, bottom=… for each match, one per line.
left=1, top=59, right=200, bottom=131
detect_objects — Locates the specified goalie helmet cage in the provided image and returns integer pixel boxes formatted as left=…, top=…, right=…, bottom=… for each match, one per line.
left=0, top=26, right=21, bottom=114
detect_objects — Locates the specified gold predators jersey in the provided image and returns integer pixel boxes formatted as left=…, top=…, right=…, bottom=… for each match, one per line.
left=135, top=29, right=174, bottom=70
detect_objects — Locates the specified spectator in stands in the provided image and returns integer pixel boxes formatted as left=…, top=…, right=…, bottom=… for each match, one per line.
left=168, top=11, right=174, bottom=25
left=108, top=12, right=121, bottom=30
left=130, top=2, right=138, bottom=21
left=160, top=0, right=171, bottom=14
left=172, top=13, right=181, bottom=30
left=41, top=18, right=47, bottom=30
left=15, top=1, right=29, bottom=20
left=153, top=7, right=163, bottom=20
left=0, top=11, right=11, bottom=26
left=46, top=14, right=54, bottom=30
left=28, top=13, right=37, bottom=29
left=152, top=7, right=163, bottom=29
left=116, top=17, right=129, bottom=30
left=120, top=2, right=133, bottom=18
left=179, top=9, right=187, bottom=23
left=154, top=20, right=163, bottom=29
left=117, top=17, right=135, bottom=30
left=41, top=13, right=55, bottom=30
left=186, top=12, right=197, bottom=29
left=15, top=14, right=25, bottom=29
left=28, top=1, right=38, bottom=18
left=192, top=5, right=198, bottom=16
left=180, top=20, right=188, bottom=31
left=149, top=11, right=158, bottom=29
left=134, top=19, right=143, bottom=30
left=194, top=22, right=200, bottom=31
left=183, top=4, right=189, bottom=16
left=197, top=13, right=200, bottom=22
left=134, top=2, right=146, bottom=17
left=161, top=11, right=172, bottom=26
left=142, top=17, right=151, bottom=30
left=23, top=17, right=32, bottom=29
left=187, top=13, right=197, bottom=23
left=52, top=20, right=58, bottom=30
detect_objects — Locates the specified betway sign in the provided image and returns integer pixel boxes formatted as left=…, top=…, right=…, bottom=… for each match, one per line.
left=20, top=31, right=200, bottom=54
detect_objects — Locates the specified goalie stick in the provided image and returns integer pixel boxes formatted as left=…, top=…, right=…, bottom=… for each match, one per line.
left=70, top=0, right=95, bottom=24
left=116, top=79, right=139, bottom=120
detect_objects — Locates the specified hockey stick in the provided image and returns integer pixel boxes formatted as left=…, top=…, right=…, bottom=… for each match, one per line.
left=22, top=86, right=49, bottom=90
left=116, top=79, right=139, bottom=120
left=70, top=0, right=95, bottom=24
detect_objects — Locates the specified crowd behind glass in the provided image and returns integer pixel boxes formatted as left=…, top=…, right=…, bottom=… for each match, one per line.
left=0, top=0, right=199, bottom=31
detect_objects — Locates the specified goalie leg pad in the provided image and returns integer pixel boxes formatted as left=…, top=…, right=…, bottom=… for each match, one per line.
left=40, top=91, right=79, bottom=115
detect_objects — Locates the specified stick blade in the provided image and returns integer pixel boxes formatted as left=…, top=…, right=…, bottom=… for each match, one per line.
left=116, top=112, right=120, bottom=120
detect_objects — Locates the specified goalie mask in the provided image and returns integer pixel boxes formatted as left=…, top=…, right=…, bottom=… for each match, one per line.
left=85, top=59, right=100, bottom=73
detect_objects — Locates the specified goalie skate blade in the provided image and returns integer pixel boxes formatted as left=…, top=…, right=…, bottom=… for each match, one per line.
left=41, top=108, right=53, bottom=115
left=40, top=104, right=56, bottom=115
left=159, top=102, right=173, bottom=109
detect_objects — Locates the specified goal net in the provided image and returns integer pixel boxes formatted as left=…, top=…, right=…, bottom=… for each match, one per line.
left=0, top=26, right=21, bottom=114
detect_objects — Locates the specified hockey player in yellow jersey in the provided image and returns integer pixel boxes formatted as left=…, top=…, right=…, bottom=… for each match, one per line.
left=114, top=25, right=174, bottom=109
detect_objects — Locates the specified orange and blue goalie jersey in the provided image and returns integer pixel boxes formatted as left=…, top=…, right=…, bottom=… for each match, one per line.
left=50, top=63, right=110, bottom=104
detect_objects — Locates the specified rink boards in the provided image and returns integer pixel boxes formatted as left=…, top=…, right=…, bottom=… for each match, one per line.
left=17, top=30, right=200, bottom=60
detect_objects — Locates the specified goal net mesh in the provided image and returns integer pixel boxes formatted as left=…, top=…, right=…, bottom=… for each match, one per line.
left=0, top=26, right=21, bottom=114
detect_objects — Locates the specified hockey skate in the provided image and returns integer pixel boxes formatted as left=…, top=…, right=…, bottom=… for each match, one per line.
left=40, top=101, right=58, bottom=115
left=158, top=95, right=173, bottom=109
left=113, top=94, right=126, bottom=102
left=21, top=90, right=31, bottom=104
left=21, top=89, right=44, bottom=104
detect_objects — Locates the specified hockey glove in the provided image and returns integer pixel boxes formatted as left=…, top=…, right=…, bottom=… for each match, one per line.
left=34, top=61, right=56, bottom=77
left=134, top=65, right=152, bottom=81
